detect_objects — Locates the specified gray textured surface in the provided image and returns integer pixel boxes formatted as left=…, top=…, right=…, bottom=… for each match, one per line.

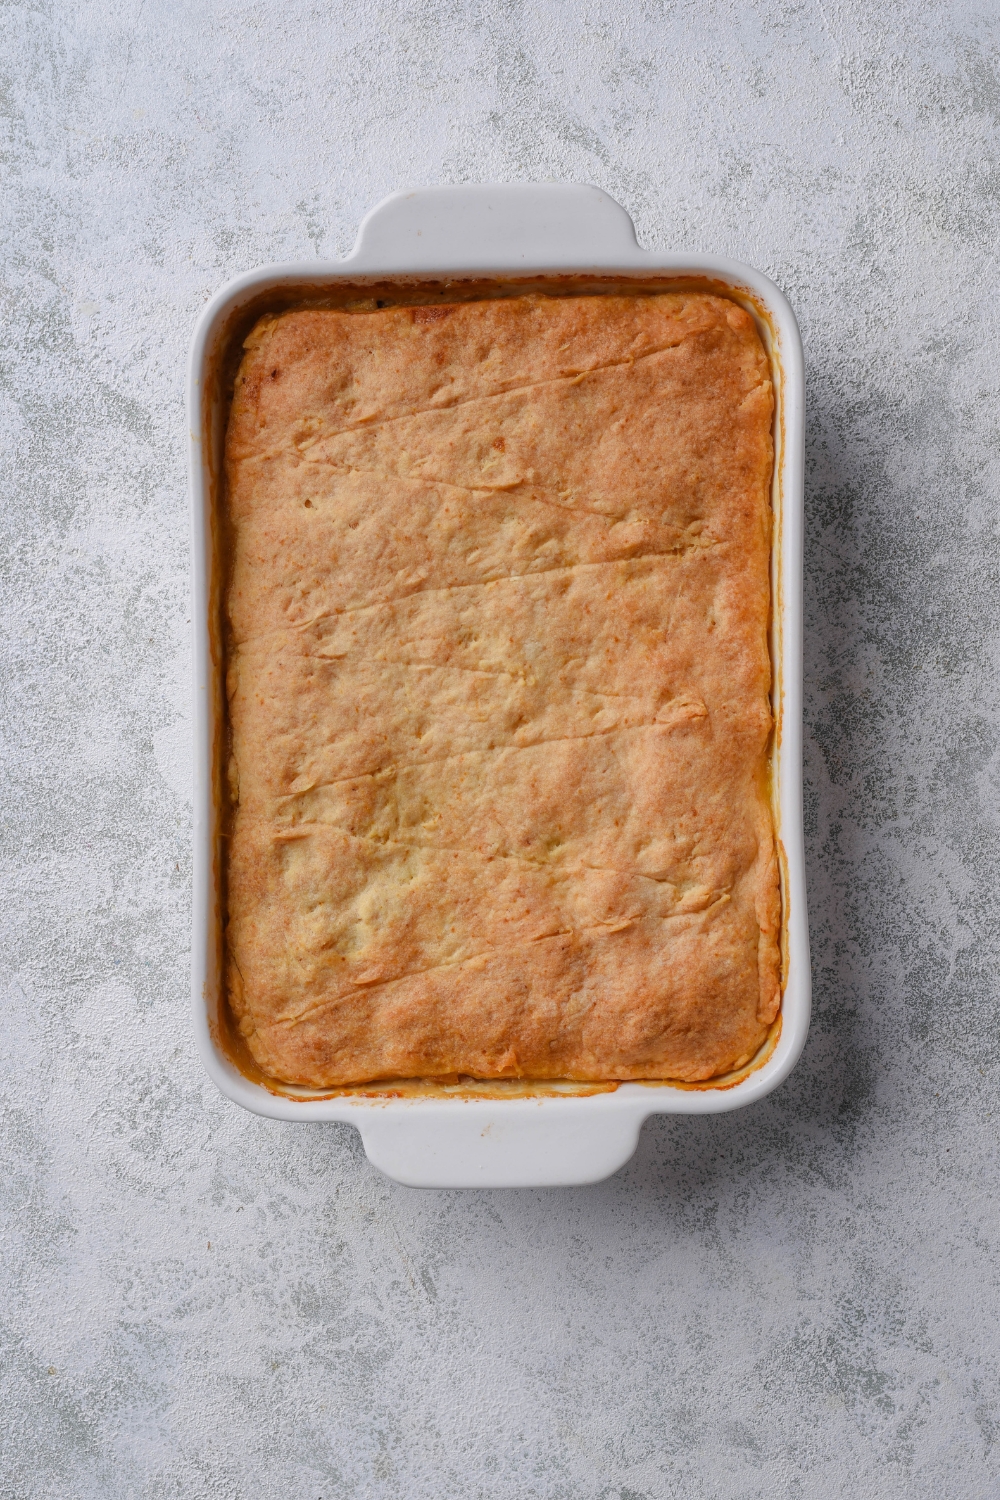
left=3, top=1, right=1000, bottom=1495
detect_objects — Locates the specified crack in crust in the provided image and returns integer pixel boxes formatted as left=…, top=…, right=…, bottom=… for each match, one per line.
left=264, top=816, right=701, bottom=886
left=269, top=916, right=692, bottom=1029
left=231, top=542, right=722, bottom=649
left=261, top=711, right=710, bottom=797
left=237, top=332, right=707, bottom=456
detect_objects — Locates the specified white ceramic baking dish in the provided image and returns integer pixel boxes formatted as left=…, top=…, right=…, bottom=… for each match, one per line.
left=188, top=183, right=808, bottom=1189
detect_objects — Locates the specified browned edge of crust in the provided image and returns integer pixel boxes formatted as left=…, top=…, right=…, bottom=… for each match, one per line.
left=203, top=274, right=785, bottom=1099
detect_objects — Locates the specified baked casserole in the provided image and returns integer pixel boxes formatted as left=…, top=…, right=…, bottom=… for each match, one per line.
left=223, top=291, right=779, bottom=1086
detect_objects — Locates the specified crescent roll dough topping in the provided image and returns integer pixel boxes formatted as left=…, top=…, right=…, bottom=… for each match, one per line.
left=224, top=292, right=779, bottom=1086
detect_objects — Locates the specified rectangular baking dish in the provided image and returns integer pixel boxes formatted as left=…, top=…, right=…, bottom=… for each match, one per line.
left=187, top=183, right=808, bottom=1188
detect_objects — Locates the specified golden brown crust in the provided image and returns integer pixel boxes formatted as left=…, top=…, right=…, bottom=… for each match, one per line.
left=223, top=292, right=778, bottom=1085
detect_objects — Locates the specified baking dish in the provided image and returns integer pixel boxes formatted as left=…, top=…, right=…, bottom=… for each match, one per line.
left=188, top=183, right=808, bottom=1188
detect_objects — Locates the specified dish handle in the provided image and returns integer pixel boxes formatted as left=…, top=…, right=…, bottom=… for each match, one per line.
left=348, top=182, right=642, bottom=272
left=354, top=1097, right=646, bottom=1189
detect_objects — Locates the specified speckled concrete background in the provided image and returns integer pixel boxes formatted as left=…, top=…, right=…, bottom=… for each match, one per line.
left=3, top=1, right=1000, bottom=1496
